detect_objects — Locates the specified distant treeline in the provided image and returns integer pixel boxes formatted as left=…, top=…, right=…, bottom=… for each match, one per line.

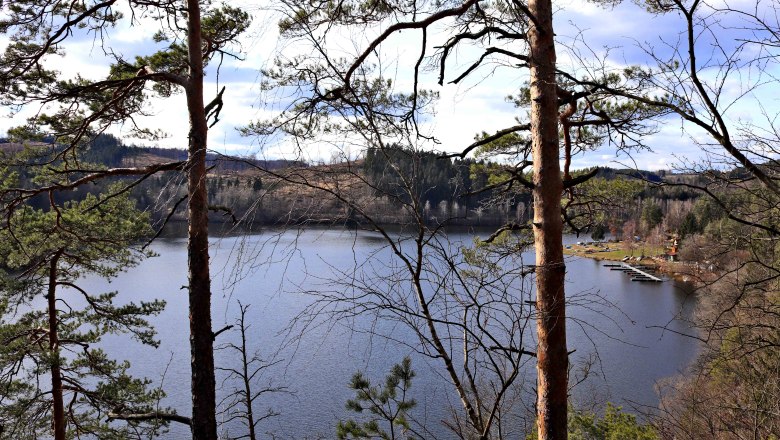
left=83, top=134, right=308, bottom=171
left=2, top=135, right=743, bottom=230
left=363, top=145, right=727, bottom=205
left=363, top=145, right=514, bottom=208
left=0, top=134, right=306, bottom=172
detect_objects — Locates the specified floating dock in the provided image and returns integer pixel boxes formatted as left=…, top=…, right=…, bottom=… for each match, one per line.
left=605, top=263, right=662, bottom=282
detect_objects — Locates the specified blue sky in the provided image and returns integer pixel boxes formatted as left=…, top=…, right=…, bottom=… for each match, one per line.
left=1, top=0, right=778, bottom=171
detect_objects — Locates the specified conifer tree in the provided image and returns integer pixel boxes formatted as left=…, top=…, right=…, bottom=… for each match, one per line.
left=1, top=3, right=250, bottom=438
left=337, top=357, right=419, bottom=440
left=250, top=0, right=661, bottom=437
left=0, top=173, right=170, bottom=439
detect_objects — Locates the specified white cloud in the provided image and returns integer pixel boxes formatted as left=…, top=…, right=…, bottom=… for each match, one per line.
left=431, top=83, right=520, bottom=154
left=4, top=0, right=779, bottom=173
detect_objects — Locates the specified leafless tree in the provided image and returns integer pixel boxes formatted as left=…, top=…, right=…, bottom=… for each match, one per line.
left=562, top=0, right=780, bottom=236
left=652, top=230, right=779, bottom=439
left=246, top=0, right=671, bottom=436
left=217, top=302, right=288, bottom=440
left=276, top=159, right=541, bottom=439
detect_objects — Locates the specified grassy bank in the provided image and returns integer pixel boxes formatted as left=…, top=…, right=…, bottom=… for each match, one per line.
left=563, top=241, right=713, bottom=283
left=563, top=241, right=666, bottom=262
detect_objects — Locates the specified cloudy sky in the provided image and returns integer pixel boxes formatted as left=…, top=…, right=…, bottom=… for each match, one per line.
left=1, top=0, right=777, bottom=170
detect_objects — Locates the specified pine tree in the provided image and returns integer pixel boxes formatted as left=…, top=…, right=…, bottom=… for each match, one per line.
left=0, top=173, right=170, bottom=439
left=1, top=4, right=251, bottom=437
left=337, top=357, right=419, bottom=440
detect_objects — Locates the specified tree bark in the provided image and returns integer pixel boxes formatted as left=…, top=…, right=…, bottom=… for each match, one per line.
left=47, top=250, right=66, bottom=440
left=239, top=313, right=257, bottom=440
left=527, top=0, right=568, bottom=438
left=185, top=1, right=217, bottom=439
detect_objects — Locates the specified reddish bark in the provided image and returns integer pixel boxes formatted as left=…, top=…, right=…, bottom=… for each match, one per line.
left=527, top=0, right=569, bottom=438
left=185, top=1, right=217, bottom=438
left=47, top=251, right=66, bottom=440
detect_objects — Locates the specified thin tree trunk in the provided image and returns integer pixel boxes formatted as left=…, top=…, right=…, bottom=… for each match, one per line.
left=239, top=311, right=257, bottom=440
left=47, top=250, right=66, bottom=440
left=527, top=0, right=568, bottom=438
left=185, top=1, right=217, bottom=438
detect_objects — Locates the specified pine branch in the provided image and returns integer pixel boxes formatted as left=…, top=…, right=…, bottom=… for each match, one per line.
left=107, top=411, right=192, bottom=426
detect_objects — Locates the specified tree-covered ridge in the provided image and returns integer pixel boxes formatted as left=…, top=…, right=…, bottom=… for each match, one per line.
left=363, top=145, right=484, bottom=207
left=0, top=133, right=733, bottom=234
left=0, top=133, right=306, bottom=171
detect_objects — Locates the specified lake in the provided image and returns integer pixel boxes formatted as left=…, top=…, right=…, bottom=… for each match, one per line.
left=80, top=227, right=698, bottom=439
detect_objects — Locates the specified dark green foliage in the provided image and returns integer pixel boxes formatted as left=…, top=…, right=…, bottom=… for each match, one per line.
left=640, top=201, right=663, bottom=232
left=591, top=223, right=606, bottom=241
left=364, top=145, right=459, bottom=207
left=691, top=196, right=724, bottom=231
left=363, top=145, right=523, bottom=212
left=337, top=357, right=419, bottom=440
left=0, top=175, right=169, bottom=439
left=252, top=177, right=263, bottom=191
left=678, top=212, right=699, bottom=237
left=526, top=404, right=657, bottom=440
left=82, top=133, right=130, bottom=167
left=565, top=176, right=644, bottom=234
left=1, top=3, right=254, bottom=439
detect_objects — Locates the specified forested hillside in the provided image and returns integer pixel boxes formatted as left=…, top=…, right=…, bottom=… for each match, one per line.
left=1, top=135, right=726, bottom=234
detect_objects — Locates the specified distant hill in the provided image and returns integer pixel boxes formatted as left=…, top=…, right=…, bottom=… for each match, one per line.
left=2, top=135, right=753, bottom=227
left=0, top=140, right=52, bottom=155
left=0, top=134, right=306, bottom=175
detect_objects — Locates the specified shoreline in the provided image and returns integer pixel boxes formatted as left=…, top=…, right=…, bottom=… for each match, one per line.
left=564, top=241, right=705, bottom=284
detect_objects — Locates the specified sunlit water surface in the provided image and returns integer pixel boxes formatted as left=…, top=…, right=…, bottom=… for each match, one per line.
left=77, top=228, right=697, bottom=439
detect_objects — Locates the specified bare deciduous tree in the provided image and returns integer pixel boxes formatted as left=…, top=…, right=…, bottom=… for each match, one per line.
left=249, top=0, right=667, bottom=436
left=217, top=302, right=287, bottom=440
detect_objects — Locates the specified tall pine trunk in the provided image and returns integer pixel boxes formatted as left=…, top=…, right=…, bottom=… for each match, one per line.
left=527, top=0, right=568, bottom=438
left=47, top=251, right=66, bottom=440
left=185, top=1, right=217, bottom=438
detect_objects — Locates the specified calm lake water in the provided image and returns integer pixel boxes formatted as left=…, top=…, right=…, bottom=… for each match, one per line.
left=80, top=227, right=698, bottom=439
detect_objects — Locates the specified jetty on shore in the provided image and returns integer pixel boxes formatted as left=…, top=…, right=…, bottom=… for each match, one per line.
left=603, top=263, right=663, bottom=282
